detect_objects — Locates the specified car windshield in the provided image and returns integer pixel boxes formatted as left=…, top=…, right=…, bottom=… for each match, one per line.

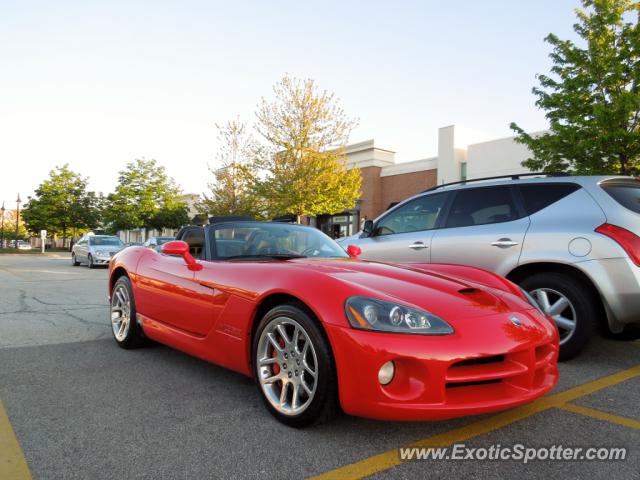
left=212, top=222, right=349, bottom=260
left=156, top=237, right=173, bottom=245
left=89, top=236, right=123, bottom=247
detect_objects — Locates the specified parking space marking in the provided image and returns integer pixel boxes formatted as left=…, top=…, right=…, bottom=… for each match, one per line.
left=558, top=403, right=640, bottom=430
left=0, top=399, right=32, bottom=480
left=309, top=365, right=640, bottom=480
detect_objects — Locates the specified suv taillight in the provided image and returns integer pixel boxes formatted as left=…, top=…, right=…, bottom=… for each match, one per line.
left=595, top=223, right=640, bottom=266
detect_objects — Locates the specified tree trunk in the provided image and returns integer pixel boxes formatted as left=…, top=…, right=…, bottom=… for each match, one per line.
left=619, top=155, right=629, bottom=175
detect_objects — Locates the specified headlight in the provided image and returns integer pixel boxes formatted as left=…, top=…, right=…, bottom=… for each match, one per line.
left=520, top=288, right=546, bottom=316
left=345, top=296, right=454, bottom=335
left=95, top=250, right=109, bottom=257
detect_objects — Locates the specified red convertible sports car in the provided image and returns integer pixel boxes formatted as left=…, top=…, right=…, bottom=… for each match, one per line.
left=108, top=220, right=559, bottom=427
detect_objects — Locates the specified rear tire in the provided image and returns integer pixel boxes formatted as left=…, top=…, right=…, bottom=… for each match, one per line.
left=252, top=303, right=339, bottom=428
left=110, top=276, right=147, bottom=349
left=520, top=272, right=597, bottom=361
left=604, top=323, right=640, bottom=341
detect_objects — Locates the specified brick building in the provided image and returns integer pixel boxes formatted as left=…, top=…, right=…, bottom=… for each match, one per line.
left=314, top=124, right=538, bottom=239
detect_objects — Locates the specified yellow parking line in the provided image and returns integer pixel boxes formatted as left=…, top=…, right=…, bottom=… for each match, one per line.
left=309, top=365, right=640, bottom=480
left=558, top=403, right=640, bottom=430
left=0, top=399, right=31, bottom=480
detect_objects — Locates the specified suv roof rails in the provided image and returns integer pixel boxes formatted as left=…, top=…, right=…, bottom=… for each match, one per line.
left=208, top=215, right=255, bottom=224
left=272, top=214, right=297, bottom=223
left=422, top=172, right=570, bottom=193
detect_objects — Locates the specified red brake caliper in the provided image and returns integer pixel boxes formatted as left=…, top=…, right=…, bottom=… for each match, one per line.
left=271, top=336, right=286, bottom=375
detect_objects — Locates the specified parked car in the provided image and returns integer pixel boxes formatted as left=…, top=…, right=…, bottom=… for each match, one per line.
left=72, top=234, right=124, bottom=268
left=338, top=174, right=640, bottom=360
left=108, top=220, right=558, bottom=427
left=143, top=236, right=174, bottom=251
left=9, top=240, right=32, bottom=250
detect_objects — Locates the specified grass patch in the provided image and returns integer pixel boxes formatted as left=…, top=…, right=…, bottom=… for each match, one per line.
left=0, top=248, right=69, bottom=254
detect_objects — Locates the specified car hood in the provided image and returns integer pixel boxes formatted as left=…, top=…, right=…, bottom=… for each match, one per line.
left=91, top=246, right=122, bottom=253
left=286, top=258, right=532, bottom=321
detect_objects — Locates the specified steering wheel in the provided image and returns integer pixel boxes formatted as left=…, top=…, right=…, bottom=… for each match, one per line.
left=301, top=246, right=321, bottom=257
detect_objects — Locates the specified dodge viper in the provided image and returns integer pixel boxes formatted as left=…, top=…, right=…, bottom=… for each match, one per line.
left=108, top=220, right=559, bottom=427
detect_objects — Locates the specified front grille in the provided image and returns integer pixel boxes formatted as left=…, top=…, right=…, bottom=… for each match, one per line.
left=452, top=355, right=504, bottom=367
left=445, top=343, right=556, bottom=395
left=446, top=379, right=501, bottom=389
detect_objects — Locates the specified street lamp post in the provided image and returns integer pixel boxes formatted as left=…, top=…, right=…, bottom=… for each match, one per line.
left=15, top=194, right=21, bottom=251
left=0, top=201, right=5, bottom=249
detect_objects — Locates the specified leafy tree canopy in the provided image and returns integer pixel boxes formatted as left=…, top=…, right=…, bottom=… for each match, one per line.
left=254, top=75, right=362, bottom=220
left=104, top=158, right=185, bottom=232
left=21, top=164, right=102, bottom=244
left=199, top=119, right=264, bottom=219
left=511, top=0, right=640, bottom=175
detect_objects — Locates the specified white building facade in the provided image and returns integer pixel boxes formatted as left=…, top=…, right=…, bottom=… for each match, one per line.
left=315, top=125, right=539, bottom=239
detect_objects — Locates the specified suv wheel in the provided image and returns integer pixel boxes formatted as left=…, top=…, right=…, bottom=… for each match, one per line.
left=520, top=272, right=597, bottom=361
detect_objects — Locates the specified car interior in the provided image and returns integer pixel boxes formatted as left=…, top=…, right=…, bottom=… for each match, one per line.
left=178, top=228, right=205, bottom=259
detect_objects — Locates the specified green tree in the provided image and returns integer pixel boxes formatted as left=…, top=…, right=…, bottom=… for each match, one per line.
left=2, top=209, right=28, bottom=243
left=200, top=119, right=263, bottom=218
left=511, top=0, right=640, bottom=175
left=104, top=158, right=185, bottom=234
left=254, top=75, right=362, bottom=222
left=149, top=203, right=190, bottom=232
left=22, top=164, right=102, bottom=247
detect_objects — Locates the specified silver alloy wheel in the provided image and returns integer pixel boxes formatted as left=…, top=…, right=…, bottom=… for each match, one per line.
left=256, top=317, right=318, bottom=416
left=110, top=284, right=131, bottom=341
left=531, top=287, right=577, bottom=344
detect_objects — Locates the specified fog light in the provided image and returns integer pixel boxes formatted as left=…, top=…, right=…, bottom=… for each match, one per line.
left=378, top=361, right=395, bottom=385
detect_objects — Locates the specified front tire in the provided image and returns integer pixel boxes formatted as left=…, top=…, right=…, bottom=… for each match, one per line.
left=110, top=276, right=146, bottom=349
left=253, top=304, right=339, bottom=428
left=520, top=272, right=597, bottom=361
left=71, top=253, right=79, bottom=266
left=88, top=254, right=95, bottom=269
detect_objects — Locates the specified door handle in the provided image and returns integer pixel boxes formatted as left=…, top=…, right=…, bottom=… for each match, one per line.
left=408, top=242, right=429, bottom=250
left=491, top=238, right=519, bottom=248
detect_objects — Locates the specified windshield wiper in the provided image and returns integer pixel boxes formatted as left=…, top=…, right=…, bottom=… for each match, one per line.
left=224, top=253, right=307, bottom=261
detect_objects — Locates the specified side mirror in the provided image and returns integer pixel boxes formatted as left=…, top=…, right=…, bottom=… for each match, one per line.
left=161, top=240, right=202, bottom=271
left=346, top=244, right=362, bottom=258
left=361, top=220, right=374, bottom=237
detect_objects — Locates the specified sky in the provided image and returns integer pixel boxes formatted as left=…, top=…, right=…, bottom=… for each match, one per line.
left=0, top=0, right=581, bottom=203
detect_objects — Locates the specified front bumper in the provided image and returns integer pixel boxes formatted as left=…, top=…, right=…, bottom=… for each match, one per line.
left=325, top=310, right=558, bottom=421
left=92, top=257, right=111, bottom=264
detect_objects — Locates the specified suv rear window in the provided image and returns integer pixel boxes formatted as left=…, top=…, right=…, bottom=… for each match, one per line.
left=601, top=181, right=640, bottom=214
left=518, top=183, right=581, bottom=215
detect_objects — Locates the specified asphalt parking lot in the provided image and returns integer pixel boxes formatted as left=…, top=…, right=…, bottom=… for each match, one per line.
left=0, top=254, right=639, bottom=479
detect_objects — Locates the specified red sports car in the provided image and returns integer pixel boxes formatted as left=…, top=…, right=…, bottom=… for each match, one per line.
left=108, top=220, right=558, bottom=427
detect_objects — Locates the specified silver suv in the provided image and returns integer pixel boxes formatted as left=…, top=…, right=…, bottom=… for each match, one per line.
left=339, top=175, right=640, bottom=360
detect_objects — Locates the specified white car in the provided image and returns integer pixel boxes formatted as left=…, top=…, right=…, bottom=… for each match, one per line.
left=71, top=235, right=124, bottom=268
left=9, top=240, right=32, bottom=250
